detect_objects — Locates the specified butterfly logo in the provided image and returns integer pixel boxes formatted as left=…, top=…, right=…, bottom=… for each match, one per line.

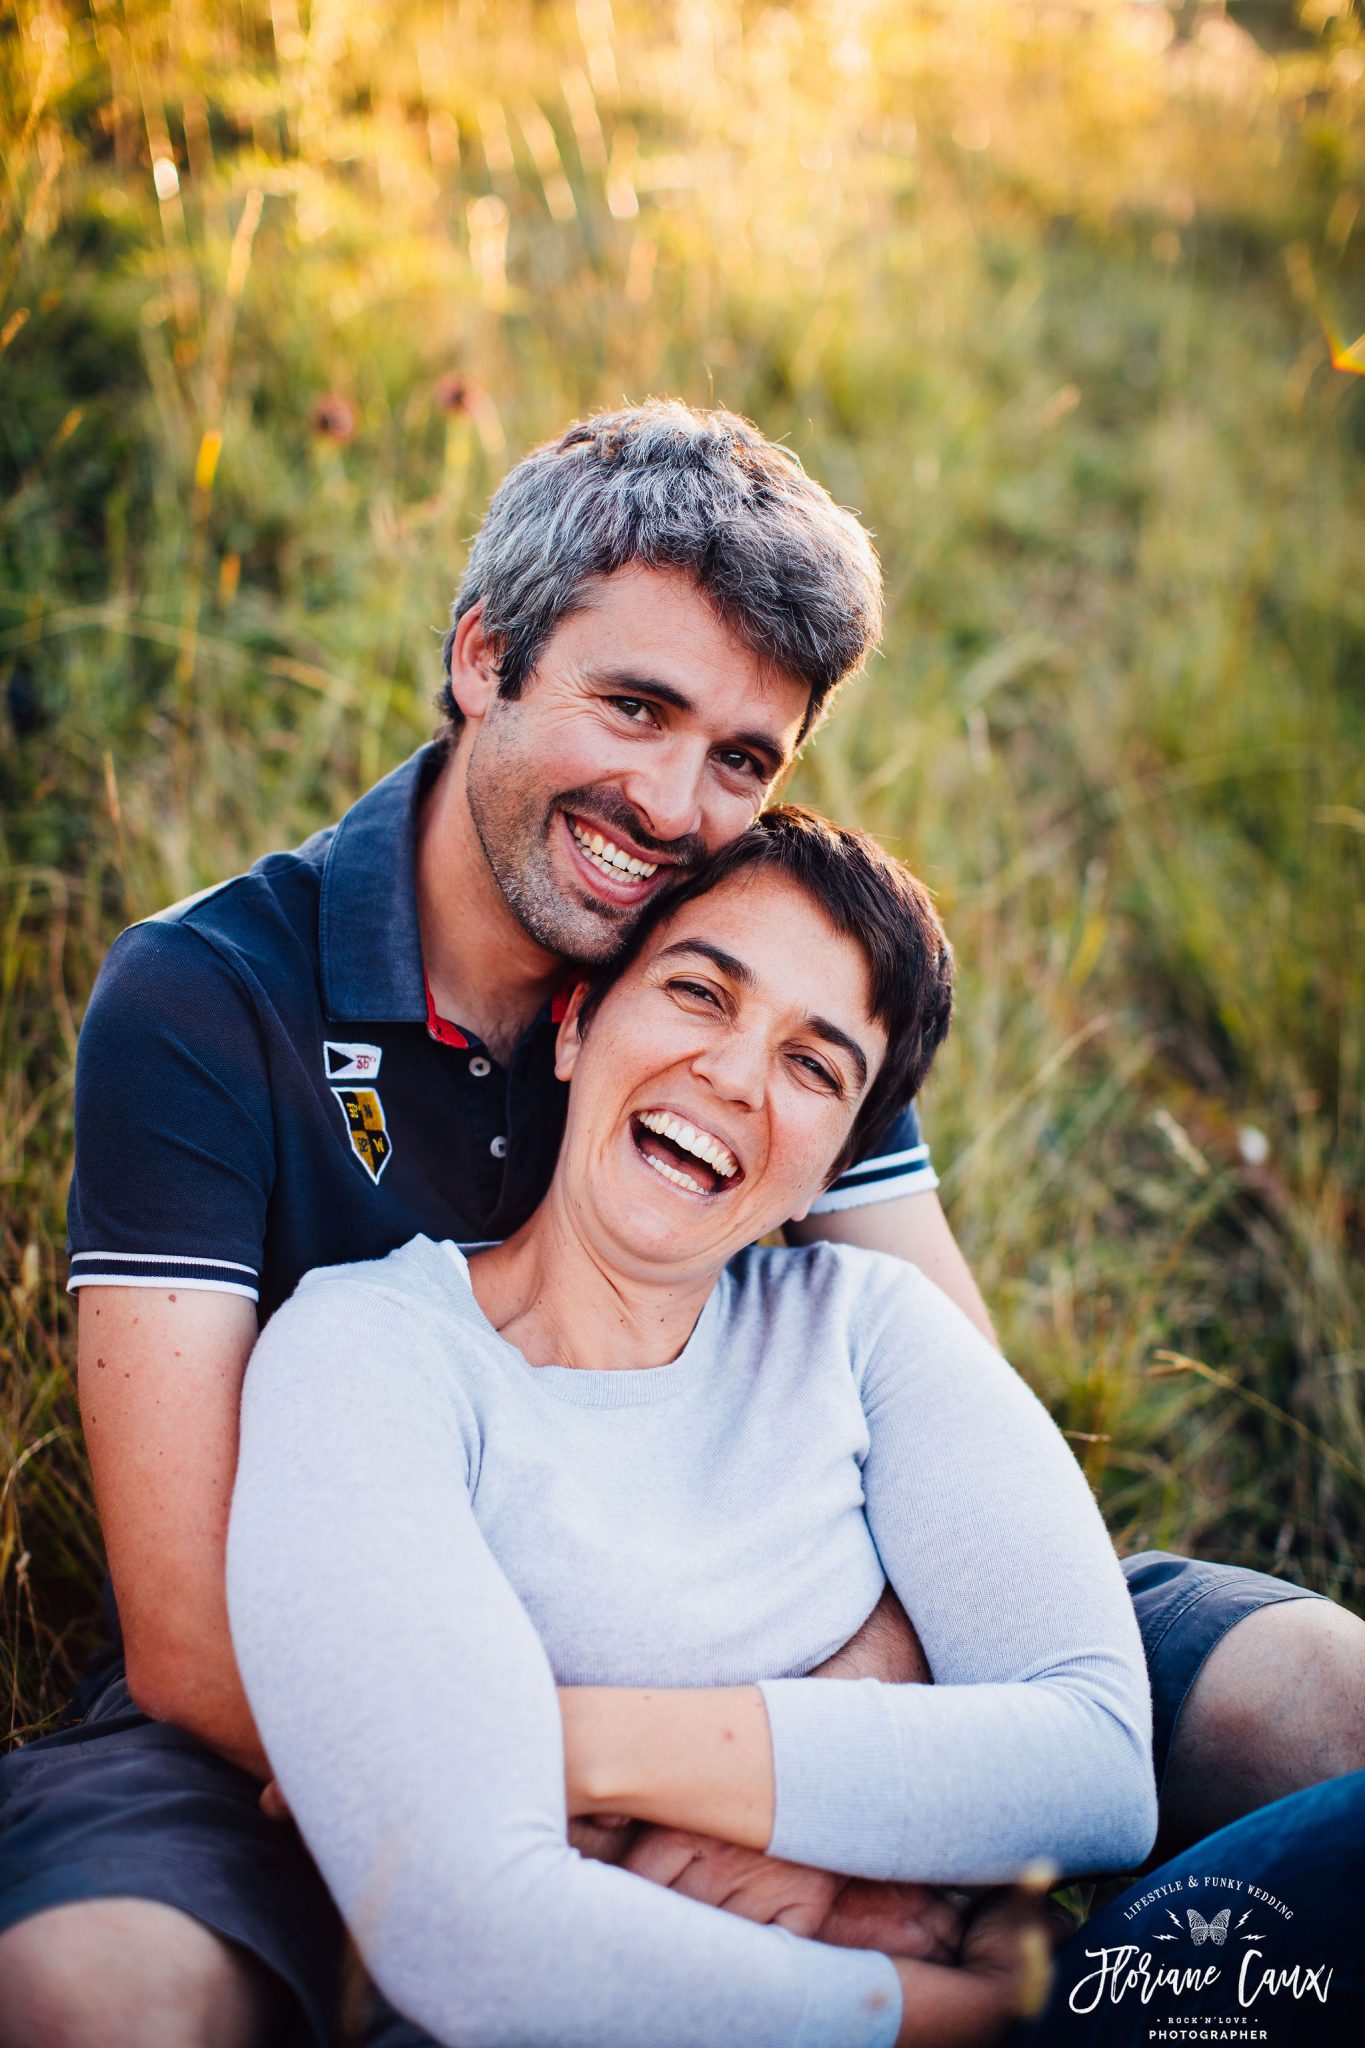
left=1155, top=1903, right=1262, bottom=1946
left=1188, top=1909, right=1231, bottom=1947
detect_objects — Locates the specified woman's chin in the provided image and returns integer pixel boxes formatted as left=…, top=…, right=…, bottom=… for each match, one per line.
left=596, top=1174, right=747, bottom=1270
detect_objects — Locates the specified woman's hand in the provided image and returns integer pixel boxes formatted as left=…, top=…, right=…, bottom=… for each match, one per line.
left=957, top=1887, right=1060, bottom=2009
left=888, top=1884, right=1064, bottom=2048
left=890, top=1886, right=1064, bottom=2048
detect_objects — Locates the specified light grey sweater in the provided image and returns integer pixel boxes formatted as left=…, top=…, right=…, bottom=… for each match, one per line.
left=227, top=1235, right=1155, bottom=2048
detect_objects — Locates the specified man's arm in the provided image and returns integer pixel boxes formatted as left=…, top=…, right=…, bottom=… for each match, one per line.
left=787, top=1190, right=998, bottom=1348
left=78, top=1285, right=270, bottom=1778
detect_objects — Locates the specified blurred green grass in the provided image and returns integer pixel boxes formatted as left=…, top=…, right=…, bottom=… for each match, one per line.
left=2, top=0, right=1363, bottom=1740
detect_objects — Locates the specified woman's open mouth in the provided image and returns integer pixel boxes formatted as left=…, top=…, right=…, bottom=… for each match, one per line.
left=629, top=1109, right=743, bottom=1198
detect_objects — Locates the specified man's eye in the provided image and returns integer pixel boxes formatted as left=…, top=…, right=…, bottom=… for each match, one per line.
left=716, top=748, right=763, bottom=778
left=611, top=697, right=656, bottom=725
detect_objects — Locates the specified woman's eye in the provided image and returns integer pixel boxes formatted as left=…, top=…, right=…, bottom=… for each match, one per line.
left=792, top=1052, right=840, bottom=1092
left=667, top=979, right=720, bottom=1007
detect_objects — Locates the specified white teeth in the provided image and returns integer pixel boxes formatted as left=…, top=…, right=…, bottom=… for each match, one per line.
left=641, top=1151, right=705, bottom=1195
left=637, top=1110, right=738, bottom=1180
left=570, top=821, right=658, bottom=881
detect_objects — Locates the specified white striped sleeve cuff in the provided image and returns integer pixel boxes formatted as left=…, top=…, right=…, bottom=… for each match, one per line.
left=806, top=1142, right=939, bottom=1215
left=67, top=1250, right=260, bottom=1301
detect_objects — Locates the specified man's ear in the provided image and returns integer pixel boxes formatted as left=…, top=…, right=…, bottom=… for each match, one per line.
left=447, top=600, right=500, bottom=722
left=553, top=980, right=592, bottom=1083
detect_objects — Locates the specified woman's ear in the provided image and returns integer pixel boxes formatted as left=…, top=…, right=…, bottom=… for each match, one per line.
left=553, top=980, right=592, bottom=1083
left=447, top=600, right=500, bottom=722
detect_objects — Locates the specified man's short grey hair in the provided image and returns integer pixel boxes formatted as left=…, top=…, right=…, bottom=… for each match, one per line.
left=439, top=400, right=882, bottom=740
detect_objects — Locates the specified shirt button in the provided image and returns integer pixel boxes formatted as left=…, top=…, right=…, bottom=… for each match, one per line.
left=490, top=1135, right=508, bottom=1160
left=469, top=1055, right=491, bottom=1078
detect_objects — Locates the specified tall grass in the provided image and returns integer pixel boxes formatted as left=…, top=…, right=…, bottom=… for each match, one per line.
left=3, top=0, right=1363, bottom=1738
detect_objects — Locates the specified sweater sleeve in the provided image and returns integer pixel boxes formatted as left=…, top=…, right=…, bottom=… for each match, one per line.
left=758, top=1261, right=1157, bottom=1885
left=227, top=1272, right=902, bottom=2048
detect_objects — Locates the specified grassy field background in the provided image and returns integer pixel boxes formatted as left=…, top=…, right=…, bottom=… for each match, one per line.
left=2, top=0, right=1363, bottom=1741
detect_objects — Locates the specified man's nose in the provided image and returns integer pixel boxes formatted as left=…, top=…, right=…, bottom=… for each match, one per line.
left=619, top=739, right=708, bottom=847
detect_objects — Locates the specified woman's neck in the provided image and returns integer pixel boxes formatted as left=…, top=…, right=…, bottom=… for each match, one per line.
left=467, top=1189, right=720, bottom=1371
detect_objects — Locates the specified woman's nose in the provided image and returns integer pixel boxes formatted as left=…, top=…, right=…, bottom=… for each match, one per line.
left=689, top=1028, right=766, bottom=1110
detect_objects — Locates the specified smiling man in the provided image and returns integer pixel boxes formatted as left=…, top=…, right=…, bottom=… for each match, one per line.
left=1, top=403, right=1361, bottom=2048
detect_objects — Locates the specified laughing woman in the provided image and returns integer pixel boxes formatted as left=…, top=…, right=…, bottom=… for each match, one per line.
left=226, top=808, right=1156, bottom=2048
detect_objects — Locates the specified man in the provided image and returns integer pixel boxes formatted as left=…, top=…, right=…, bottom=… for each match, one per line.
left=1, top=403, right=1360, bottom=2048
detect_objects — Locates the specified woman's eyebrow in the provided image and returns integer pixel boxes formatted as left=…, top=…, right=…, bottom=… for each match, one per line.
left=656, top=941, right=870, bottom=1087
left=803, top=1017, right=868, bottom=1091
left=655, top=938, right=754, bottom=987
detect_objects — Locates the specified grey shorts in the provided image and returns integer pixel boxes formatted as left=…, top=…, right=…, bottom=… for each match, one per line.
left=0, top=1553, right=1327, bottom=2046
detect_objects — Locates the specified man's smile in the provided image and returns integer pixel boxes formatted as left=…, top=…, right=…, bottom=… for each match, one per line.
left=567, top=817, right=660, bottom=879
left=559, top=809, right=687, bottom=910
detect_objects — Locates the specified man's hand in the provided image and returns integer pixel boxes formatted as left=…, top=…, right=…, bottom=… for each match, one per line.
left=820, top=1879, right=965, bottom=1963
left=567, top=1814, right=641, bottom=1863
left=621, top=1828, right=965, bottom=1960
left=589, top=1580, right=951, bottom=1951
left=622, top=1827, right=841, bottom=1937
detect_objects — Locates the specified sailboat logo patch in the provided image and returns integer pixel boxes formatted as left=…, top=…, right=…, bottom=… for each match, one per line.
left=332, top=1086, right=392, bottom=1184
left=324, top=1040, right=382, bottom=1081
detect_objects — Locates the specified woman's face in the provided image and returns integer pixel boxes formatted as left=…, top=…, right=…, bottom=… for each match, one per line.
left=553, top=868, right=887, bottom=1278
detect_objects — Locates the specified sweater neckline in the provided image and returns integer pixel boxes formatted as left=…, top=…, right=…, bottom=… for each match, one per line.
left=434, top=1238, right=723, bottom=1407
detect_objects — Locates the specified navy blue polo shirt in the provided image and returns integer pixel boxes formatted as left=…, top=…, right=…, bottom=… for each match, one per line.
left=67, top=746, right=936, bottom=1322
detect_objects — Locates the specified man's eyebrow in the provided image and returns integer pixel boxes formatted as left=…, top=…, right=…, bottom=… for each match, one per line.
left=585, top=668, right=791, bottom=774
left=656, top=942, right=870, bottom=1088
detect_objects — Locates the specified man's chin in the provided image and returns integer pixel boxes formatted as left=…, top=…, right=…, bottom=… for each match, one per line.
left=502, top=868, right=636, bottom=964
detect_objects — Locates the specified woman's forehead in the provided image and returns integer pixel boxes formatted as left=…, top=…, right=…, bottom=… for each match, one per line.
left=641, top=870, right=879, bottom=1024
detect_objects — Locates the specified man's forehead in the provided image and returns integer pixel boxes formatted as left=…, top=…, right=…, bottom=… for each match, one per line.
left=556, top=567, right=810, bottom=750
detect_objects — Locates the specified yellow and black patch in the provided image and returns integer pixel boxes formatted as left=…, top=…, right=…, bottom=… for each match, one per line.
left=331, top=1086, right=392, bottom=1184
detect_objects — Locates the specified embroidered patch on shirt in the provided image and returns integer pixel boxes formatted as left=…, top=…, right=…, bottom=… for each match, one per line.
left=332, top=1086, right=392, bottom=1183
left=324, top=1040, right=383, bottom=1081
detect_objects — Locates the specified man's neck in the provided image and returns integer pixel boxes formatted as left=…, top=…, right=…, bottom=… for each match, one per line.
left=468, top=1189, right=720, bottom=1373
left=415, top=742, right=565, bottom=1066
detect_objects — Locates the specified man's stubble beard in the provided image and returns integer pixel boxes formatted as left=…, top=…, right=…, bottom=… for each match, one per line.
left=463, top=721, right=638, bottom=967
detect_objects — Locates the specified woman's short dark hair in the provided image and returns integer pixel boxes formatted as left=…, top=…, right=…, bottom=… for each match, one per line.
left=576, top=805, right=954, bottom=1185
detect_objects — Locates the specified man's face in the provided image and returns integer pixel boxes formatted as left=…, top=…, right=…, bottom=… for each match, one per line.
left=453, top=565, right=811, bottom=964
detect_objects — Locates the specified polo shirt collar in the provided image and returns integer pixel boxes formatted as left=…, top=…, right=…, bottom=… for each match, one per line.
left=319, top=743, right=440, bottom=1023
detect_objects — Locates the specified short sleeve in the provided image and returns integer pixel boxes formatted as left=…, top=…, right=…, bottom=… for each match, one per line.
left=805, top=1098, right=938, bottom=1215
left=66, top=919, right=274, bottom=1302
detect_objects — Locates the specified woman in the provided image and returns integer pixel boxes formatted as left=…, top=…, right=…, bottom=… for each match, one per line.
left=227, top=807, right=1157, bottom=2048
